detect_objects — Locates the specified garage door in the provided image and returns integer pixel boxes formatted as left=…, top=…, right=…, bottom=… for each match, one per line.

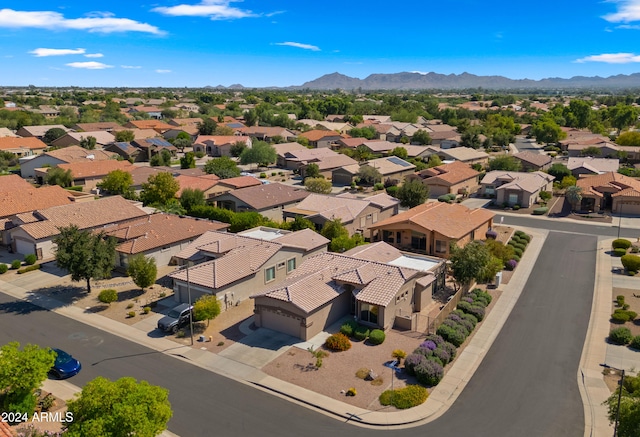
left=428, top=185, right=449, bottom=197
left=177, top=285, right=209, bottom=305
left=260, top=309, right=301, bottom=338
left=621, top=202, right=640, bottom=216
left=15, top=239, right=35, bottom=256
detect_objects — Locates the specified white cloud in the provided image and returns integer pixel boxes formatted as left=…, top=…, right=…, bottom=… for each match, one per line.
left=152, top=0, right=256, bottom=20
left=617, top=23, right=640, bottom=29
left=66, top=61, right=113, bottom=69
left=121, top=65, right=142, bottom=69
left=0, top=8, right=164, bottom=34
left=410, top=71, right=428, bottom=74
left=603, top=0, right=640, bottom=23
left=29, top=48, right=86, bottom=57
left=575, top=52, right=640, bottom=63
left=84, top=53, right=103, bottom=58
left=156, top=69, right=171, bottom=73
left=275, top=41, right=320, bottom=51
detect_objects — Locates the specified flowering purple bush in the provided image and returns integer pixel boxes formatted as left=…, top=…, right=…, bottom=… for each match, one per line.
left=420, top=340, right=437, bottom=351
left=461, top=313, right=478, bottom=327
left=423, top=334, right=445, bottom=346
left=462, top=297, right=474, bottom=304
left=404, top=353, right=426, bottom=376
left=442, top=318, right=461, bottom=330
left=413, top=346, right=434, bottom=359
left=432, top=347, right=451, bottom=365
left=457, top=301, right=472, bottom=313
left=441, top=341, right=457, bottom=360
left=506, top=259, right=518, bottom=271
left=468, top=305, right=486, bottom=321
left=458, top=318, right=475, bottom=333
left=486, top=229, right=498, bottom=240
left=414, top=359, right=444, bottom=386
left=447, top=313, right=463, bottom=324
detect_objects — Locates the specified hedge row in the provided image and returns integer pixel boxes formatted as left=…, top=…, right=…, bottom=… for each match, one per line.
left=338, top=320, right=386, bottom=345
left=17, top=264, right=41, bottom=274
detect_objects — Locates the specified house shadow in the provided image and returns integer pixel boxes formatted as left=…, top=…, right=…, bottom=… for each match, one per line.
left=0, top=284, right=86, bottom=315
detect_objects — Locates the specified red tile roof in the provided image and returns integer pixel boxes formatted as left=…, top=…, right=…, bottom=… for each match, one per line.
left=216, top=176, right=263, bottom=189
left=57, top=160, right=134, bottom=179
left=175, top=175, right=219, bottom=197
left=215, top=182, right=309, bottom=210
left=0, top=136, right=47, bottom=151
left=0, top=185, right=74, bottom=218
left=0, top=174, right=35, bottom=193
left=299, top=129, right=342, bottom=142
left=418, top=160, right=480, bottom=186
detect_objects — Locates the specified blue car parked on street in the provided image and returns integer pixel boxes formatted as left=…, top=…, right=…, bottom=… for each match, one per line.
left=49, top=349, right=81, bottom=379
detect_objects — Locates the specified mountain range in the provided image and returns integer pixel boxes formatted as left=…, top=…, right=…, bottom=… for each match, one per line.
left=288, top=71, right=640, bottom=90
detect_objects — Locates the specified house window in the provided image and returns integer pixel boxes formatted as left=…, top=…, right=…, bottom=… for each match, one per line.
left=383, top=230, right=394, bottom=243
left=360, top=302, right=378, bottom=324
left=286, top=258, right=296, bottom=273
left=265, top=266, right=276, bottom=283
left=360, top=217, right=366, bottom=227
left=396, top=232, right=402, bottom=244
left=372, top=212, right=378, bottom=223
left=277, top=261, right=285, bottom=270
left=435, top=240, right=448, bottom=254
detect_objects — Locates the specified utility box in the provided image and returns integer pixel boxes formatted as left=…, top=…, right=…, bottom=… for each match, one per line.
left=495, top=271, right=503, bottom=287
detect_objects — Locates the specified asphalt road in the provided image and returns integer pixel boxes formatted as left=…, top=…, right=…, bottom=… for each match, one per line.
left=502, top=214, right=639, bottom=239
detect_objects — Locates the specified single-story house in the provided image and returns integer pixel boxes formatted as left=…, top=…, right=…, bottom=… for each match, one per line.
left=429, top=130, right=461, bottom=148
left=104, top=142, right=144, bottom=162
left=193, top=135, right=252, bottom=157
left=132, top=138, right=177, bottom=160
left=576, top=172, right=640, bottom=215
left=16, top=125, right=71, bottom=139
left=567, top=157, right=620, bottom=177
left=237, top=126, right=296, bottom=142
left=175, top=174, right=220, bottom=201
left=169, top=228, right=329, bottom=309
left=212, top=183, right=310, bottom=220
left=0, top=136, right=47, bottom=157
left=336, top=137, right=369, bottom=149
left=514, top=151, right=552, bottom=171
left=71, top=122, right=120, bottom=132
left=50, top=131, right=116, bottom=149
left=273, top=142, right=309, bottom=167
left=103, top=213, right=228, bottom=269
left=8, top=195, right=148, bottom=259
left=363, top=156, right=417, bottom=185
left=38, top=160, right=134, bottom=192
left=368, top=202, right=495, bottom=258
left=407, top=160, right=480, bottom=198
left=360, top=140, right=397, bottom=155
left=19, top=146, right=118, bottom=179
left=298, top=130, right=345, bottom=148
left=251, top=242, right=446, bottom=340
left=206, top=176, right=263, bottom=197
left=283, top=192, right=399, bottom=235
left=422, top=146, right=490, bottom=166
left=479, top=171, right=554, bottom=208
left=124, top=120, right=175, bottom=134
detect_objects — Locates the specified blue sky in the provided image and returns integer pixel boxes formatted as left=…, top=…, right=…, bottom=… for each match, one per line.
left=2, top=0, right=640, bottom=88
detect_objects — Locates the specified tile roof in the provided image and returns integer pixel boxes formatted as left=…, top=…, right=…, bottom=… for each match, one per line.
left=111, top=127, right=160, bottom=140
left=364, top=156, right=416, bottom=175
left=239, top=126, right=295, bottom=137
left=57, top=160, right=134, bottom=179
left=577, top=172, right=640, bottom=196
left=299, top=129, right=343, bottom=142
left=337, top=137, right=368, bottom=148
left=286, top=193, right=370, bottom=223
left=362, top=140, right=396, bottom=153
left=272, top=142, right=308, bottom=156
left=105, top=213, right=228, bottom=254
left=73, top=122, right=120, bottom=132
left=194, top=135, right=251, bottom=146
left=175, top=174, right=219, bottom=196
left=18, top=124, right=71, bottom=137
left=435, top=146, right=489, bottom=162
left=0, top=127, right=17, bottom=137
left=0, top=136, right=47, bottom=151
left=15, top=196, right=148, bottom=240
left=0, top=185, right=74, bottom=218
left=272, top=228, right=329, bottom=251
left=216, top=182, right=309, bottom=210
left=514, top=151, right=552, bottom=167
left=53, top=131, right=116, bottom=145
left=43, top=145, right=117, bottom=163
left=216, top=175, right=263, bottom=189
left=418, top=160, right=479, bottom=186
left=613, top=187, right=640, bottom=198
left=0, top=174, right=35, bottom=193
left=567, top=157, right=620, bottom=174
left=283, top=147, right=337, bottom=161
left=369, top=202, right=495, bottom=239
left=481, top=171, right=554, bottom=193
left=125, top=120, right=174, bottom=131
left=168, top=117, right=203, bottom=127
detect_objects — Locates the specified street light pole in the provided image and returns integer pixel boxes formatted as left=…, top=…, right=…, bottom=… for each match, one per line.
left=186, top=262, right=194, bottom=346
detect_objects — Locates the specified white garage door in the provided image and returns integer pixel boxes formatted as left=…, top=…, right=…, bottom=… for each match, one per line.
left=260, top=309, right=301, bottom=338
left=15, top=239, right=35, bottom=256
left=621, top=202, right=640, bottom=216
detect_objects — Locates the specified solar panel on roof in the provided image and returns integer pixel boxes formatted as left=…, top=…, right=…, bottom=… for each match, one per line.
left=387, top=156, right=412, bottom=167
left=226, top=123, right=244, bottom=128
left=147, top=138, right=172, bottom=146
left=115, top=142, right=131, bottom=151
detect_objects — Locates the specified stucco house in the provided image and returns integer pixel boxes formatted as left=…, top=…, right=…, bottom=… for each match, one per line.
left=19, top=146, right=118, bottom=179
left=36, top=160, right=134, bottom=192
left=50, top=131, right=116, bottom=149
left=282, top=192, right=399, bottom=235
left=212, top=183, right=310, bottom=220
left=0, top=137, right=48, bottom=157
left=513, top=151, right=552, bottom=172
left=407, top=160, right=480, bottom=198
left=368, top=202, right=495, bottom=259
left=169, top=228, right=329, bottom=308
left=251, top=242, right=446, bottom=340
left=298, top=130, right=344, bottom=148
left=567, top=157, right=620, bottom=177
left=576, top=172, right=640, bottom=215
left=193, top=135, right=252, bottom=157
left=479, top=171, right=554, bottom=208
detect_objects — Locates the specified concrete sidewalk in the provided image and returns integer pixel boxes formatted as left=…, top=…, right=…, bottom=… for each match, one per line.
left=1, top=226, right=586, bottom=431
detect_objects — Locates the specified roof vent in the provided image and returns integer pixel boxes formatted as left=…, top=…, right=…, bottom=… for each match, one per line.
left=86, top=154, right=95, bottom=160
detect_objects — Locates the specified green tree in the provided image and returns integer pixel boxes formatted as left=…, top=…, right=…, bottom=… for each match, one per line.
left=580, top=146, right=602, bottom=157
left=492, top=128, right=515, bottom=148
left=98, top=169, right=134, bottom=197
left=43, top=127, right=67, bottom=144
left=349, top=126, right=377, bottom=140
left=389, top=146, right=408, bottom=159
left=230, top=141, right=248, bottom=157
left=0, top=342, right=56, bottom=415
left=153, top=198, right=186, bottom=215
left=426, top=154, right=442, bottom=168
left=173, top=137, right=191, bottom=152
left=179, top=188, right=205, bottom=212
left=560, top=175, right=577, bottom=188
left=150, top=149, right=172, bottom=167
left=397, top=178, right=428, bottom=208
left=411, top=129, right=432, bottom=145
left=114, top=130, right=135, bottom=142
left=357, top=165, right=382, bottom=186
left=531, top=119, right=566, bottom=144
left=488, top=155, right=521, bottom=172
left=567, top=99, right=592, bottom=128
left=304, top=162, right=320, bottom=179
left=239, top=141, right=276, bottom=167
left=610, top=104, right=638, bottom=132
left=193, top=294, right=221, bottom=327
left=565, top=185, right=582, bottom=211
left=605, top=374, right=640, bottom=437
left=126, top=255, right=157, bottom=291
left=79, top=135, right=97, bottom=150
left=140, top=172, right=180, bottom=206
left=53, top=225, right=117, bottom=293
left=203, top=157, right=241, bottom=179
left=329, top=233, right=364, bottom=253
left=180, top=151, right=196, bottom=169
left=321, top=218, right=349, bottom=240
left=547, top=163, right=571, bottom=181
left=461, top=128, right=483, bottom=149
left=45, top=167, right=73, bottom=187
left=304, top=177, right=332, bottom=194
left=617, top=131, right=640, bottom=147
left=229, top=211, right=266, bottom=232
left=287, top=215, right=316, bottom=231
left=449, top=241, right=491, bottom=289
left=198, top=118, right=217, bottom=135
left=65, top=376, right=172, bottom=437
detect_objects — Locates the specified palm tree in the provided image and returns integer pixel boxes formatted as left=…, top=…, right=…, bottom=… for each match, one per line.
left=565, top=185, right=582, bottom=212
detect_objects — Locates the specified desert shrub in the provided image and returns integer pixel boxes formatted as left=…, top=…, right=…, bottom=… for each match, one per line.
left=379, top=385, right=428, bottom=409
left=404, top=353, right=426, bottom=376
left=346, top=387, right=356, bottom=396
left=340, top=320, right=358, bottom=337
left=438, top=193, right=456, bottom=203
left=613, top=248, right=628, bottom=257
left=612, top=239, right=632, bottom=250
left=460, top=312, right=478, bottom=327
left=609, top=327, right=633, bottom=345
left=514, top=243, right=526, bottom=251
left=368, top=329, right=386, bottom=345
left=506, top=258, right=518, bottom=270
left=24, top=254, right=37, bottom=265
left=517, top=233, right=531, bottom=242
left=442, top=318, right=462, bottom=330
left=423, top=334, right=446, bottom=346
left=11, top=260, right=21, bottom=269
left=392, top=349, right=407, bottom=360
left=632, top=246, right=640, bottom=253
left=441, top=341, right=458, bottom=360
left=507, top=240, right=517, bottom=247
left=259, top=172, right=266, bottom=178
left=3, top=390, right=37, bottom=418
left=0, top=264, right=7, bottom=274
left=325, top=333, right=352, bottom=351
left=127, top=311, right=136, bottom=318
left=413, top=346, right=435, bottom=359
left=420, top=340, right=437, bottom=351
left=143, top=306, right=151, bottom=314
left=126, top=303, right=134, bottom=309
left=630, top=336, right=640, bottom=350
left=98, top=289, right=118, bottom=304
left=512, top=255, right=521, bottom=262
left=386, top=185, right=399, bottom=197
left=436, top=324, right=467, bottom=347
left=621, top=254, right=640, bottom=272
left=194, top=151, right=205, bottom=158
left=353, top=325, right=370, bottom=341
left=457, top=300, right=472, bottom=313
left=414, top=359, right=444, bottom=386
left=427, top=355, right=443, bottom=367
left=374, top=182, right=385, bottom=191
left=512, top=205, right=520, bottom=210
left=271, top=172, right=277, bottom=176
left=612, top=309, right=637, bottom=323
left=467, top=305, right=486, bottom=322
left=616, top=295, right=626, bottom=307
left=432, top=347, right=451, bottom=366
left=457, top=318, right=475, bottom=333
left=471, top=289, right=492, bottom=303
left=17, top=264, right=41, bottom=274
left=513, top=247, right=523, bottom=257
left=532, top=207, right=548, bottom=215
